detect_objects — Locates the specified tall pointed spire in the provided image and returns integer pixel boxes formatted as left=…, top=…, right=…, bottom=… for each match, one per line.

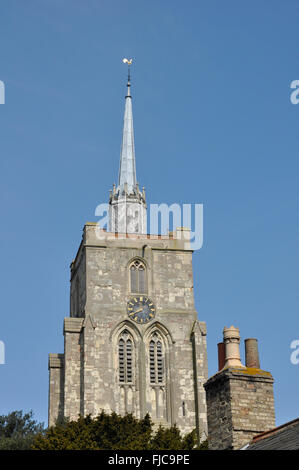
left=109, top=59, right=147, bottom=234
left=118, top=60, right=136, bottom=193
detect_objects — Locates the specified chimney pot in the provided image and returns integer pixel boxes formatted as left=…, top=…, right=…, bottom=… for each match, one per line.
left=245, top=338, right=260, bottom=368
left=223, top=326, right=244, bottom=368
left=217, top=342, right=226, bottom=371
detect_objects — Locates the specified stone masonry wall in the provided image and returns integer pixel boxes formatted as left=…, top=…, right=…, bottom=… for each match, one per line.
left=49, top=225, right=208, bottom=438
left=229, top=368, right=275, bottom=449
left=204, top=370, right=233, bottom=449
left=204, top=367, right=275, bottom=450
left=63, top=318, right=82, bottom=421
left=48, top=354, right=64, bottom=426
left=70, top=242, right=86, bottom=318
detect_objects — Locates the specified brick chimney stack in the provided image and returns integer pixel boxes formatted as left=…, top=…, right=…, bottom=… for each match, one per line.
left=204, top=327, right=275, bottom=450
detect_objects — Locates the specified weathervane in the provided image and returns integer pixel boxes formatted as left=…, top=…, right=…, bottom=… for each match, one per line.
left=123, top=58, right=133, bottom=83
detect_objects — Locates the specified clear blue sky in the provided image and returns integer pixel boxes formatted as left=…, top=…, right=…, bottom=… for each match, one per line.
left=0, top=0, right=298, bottom=427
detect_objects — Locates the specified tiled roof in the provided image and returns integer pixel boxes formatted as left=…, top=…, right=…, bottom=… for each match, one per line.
left=243, top=418, right=299, bottom=450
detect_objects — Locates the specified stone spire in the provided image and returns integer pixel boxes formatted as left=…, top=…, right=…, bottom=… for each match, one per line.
left=118, top=70, right=137, bottom=193
left=109, top=60, right=147, bottom=234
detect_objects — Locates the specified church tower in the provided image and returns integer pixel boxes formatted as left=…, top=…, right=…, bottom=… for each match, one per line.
left=48, top=64, right=208, bottom=441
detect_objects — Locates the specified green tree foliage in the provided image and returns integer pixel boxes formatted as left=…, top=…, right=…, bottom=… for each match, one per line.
left=32, top=411, right=198, bottom=450
left=150, top=424, right=196, bottom=450
left=196, top=439, right=209, bottom=450
left=0, top=410, right=44, bottom=450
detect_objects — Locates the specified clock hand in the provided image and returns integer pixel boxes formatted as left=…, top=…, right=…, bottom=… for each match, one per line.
left=133, top=308, right=143, bottom=314
left=128, top=309, right=142, bottom=316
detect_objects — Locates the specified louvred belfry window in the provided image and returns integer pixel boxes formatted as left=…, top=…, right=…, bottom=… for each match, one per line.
left=118, top=331, right=133, bottom=383
left=149, top=334, right=164, bottom=384
left=130, top=260, right=147, bottom=293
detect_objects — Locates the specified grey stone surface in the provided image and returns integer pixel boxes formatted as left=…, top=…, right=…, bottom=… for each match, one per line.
left=48, top=354, right=64, bottom=425
left=48, top=225, right=208, bottom=440
left=204, top=367, right=275, bottom=450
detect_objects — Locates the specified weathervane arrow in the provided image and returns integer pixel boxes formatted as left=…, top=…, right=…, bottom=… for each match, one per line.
left=123, top=58, right=133, bottom=65
left=123, top=58, right=133, bottom=83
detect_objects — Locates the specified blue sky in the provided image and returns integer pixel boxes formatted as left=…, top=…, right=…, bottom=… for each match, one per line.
left=0, top=0, right=298, bottom=427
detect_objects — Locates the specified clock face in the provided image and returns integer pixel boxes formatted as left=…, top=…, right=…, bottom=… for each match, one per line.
left=127, top=296, right=155, bottom=324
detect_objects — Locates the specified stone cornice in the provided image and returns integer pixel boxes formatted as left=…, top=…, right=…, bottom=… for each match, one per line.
left=63, top=317, right=83, bottom=334
left=48, top=353, right=64, bottom=369
left=204, top=366, right=274, bottom=389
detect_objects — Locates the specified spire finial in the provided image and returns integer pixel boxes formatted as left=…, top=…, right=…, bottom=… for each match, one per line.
left=123, top=58, right=133, bottom=95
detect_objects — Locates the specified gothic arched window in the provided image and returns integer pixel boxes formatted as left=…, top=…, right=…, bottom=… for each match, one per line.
left=118, top=330, right=133, bottom=384
left=149, top=333, right=164, bottom=385
left=130, top=260, right=147, bottom=294
left=147, top=330, right=167, bottom=421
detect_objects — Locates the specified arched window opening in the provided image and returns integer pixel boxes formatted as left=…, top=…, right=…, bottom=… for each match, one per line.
left=157, top=341, right=163, bottom=383
left=150, top=340, right=155, bottom=383
left=118, top=330, right=133, bottom=384
left=149, top=333, right=164, bottom=385
left=130, top=260, right=147, bottom=293
left=147, top=331, right=167, bottom=422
